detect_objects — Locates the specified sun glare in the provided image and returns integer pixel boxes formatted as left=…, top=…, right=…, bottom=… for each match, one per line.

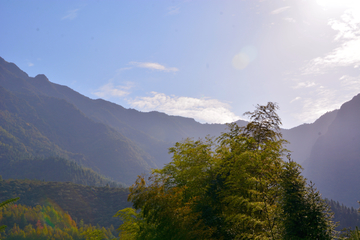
left=316, top=0, right=360, bottom=8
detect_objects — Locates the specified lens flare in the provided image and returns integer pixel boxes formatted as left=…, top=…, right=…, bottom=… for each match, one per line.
left=232, top=45, right=258, bottom=70
left=232, top=53, right=250, bottom=70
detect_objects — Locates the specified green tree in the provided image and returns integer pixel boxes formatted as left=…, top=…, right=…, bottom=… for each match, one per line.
left=120, top=102, right=336, bottom=240
left=346, top=226, right=360, bottom=240
left=0, top=197, right=19, bottom=232
left=114, top=208, right=141, bottom=240
left=280, top=160, right=336, bottom=239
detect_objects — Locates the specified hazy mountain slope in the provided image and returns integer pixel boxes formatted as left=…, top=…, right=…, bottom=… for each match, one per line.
left=303, top=94, right=360, bottom=207
left=1, top=56, right=352, bottom=187
left=281, top=110, right=338, bottom=164
left=0, top=86, right=75, bottom=161
left=326, top=199, right=360, bottom=230
left=0, top=85, right=155, bottom=185
left=0, top=57, right=244, bottom=167
left=0, top=156, right=123, bottom=187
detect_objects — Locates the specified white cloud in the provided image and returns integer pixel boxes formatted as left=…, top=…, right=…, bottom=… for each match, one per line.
left=290, top=97, right=301, bottom=103
left=293, top=75, right=360, bottom=123
left=295, top=89, right=340, bottom=123
left=61, top=9, right=79, bottom=20
left=283, top=17, right=296, bottom=23
left=28, top=62, right=34, bottom=67
left=292, top=81, right=316, bottom=89
left=339, top=74, right=360, bottom=92
left=271, top=6, right=290, bottom=15
left=303, top=9, right=360, bottom=74
left=129, top=92, right=241, bottom=124
left=316, top=0, right=360, bottom=8
left=130, top=62, right=179, bottom=72
left=93, top=82, right=133, bottom=98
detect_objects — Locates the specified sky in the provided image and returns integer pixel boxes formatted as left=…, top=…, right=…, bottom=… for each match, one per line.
left=1, top=0, right=360, bottom=129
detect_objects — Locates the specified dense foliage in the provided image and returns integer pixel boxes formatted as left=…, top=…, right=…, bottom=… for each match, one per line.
left=327, top=200, right=360, bottom=231
left=0, top=198, right=19, bottom=232
left=0, top=157, right=123, bottom=187
left=116, top=103, right=337, bottom=239
left=0, top=179, right=130, bottom=228
left=0, top=203, right=116, bottom=239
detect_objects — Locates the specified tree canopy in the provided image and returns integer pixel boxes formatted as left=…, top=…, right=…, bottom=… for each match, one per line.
left=116, top=102, right=337, bottom=240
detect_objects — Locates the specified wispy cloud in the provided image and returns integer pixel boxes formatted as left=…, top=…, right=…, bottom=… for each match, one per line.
left=61, top=9, right=79, bottom=20
left=129, top=92, right=240, bottom=124
left=303, top=39, right=360, bottom=74
left=292, top=81, right=316, bottom=89
left=271, top=6, right=290, bottom=15
left=295, top=88, right=340, bottom=123
left=303, top=9, right=360, bottom=74
left=116, top=67, right=133, bottom=73
left=28, top=62, right=34, bottom=67
left=339, top=74, right=360, bottom=93
left=93, top=82, right=133, bottom=98
left=290, top=97, right=301, bottom=103
left=167, top=6, right=180, bottom=15
left=293, top=75, right=360, bottom=123
left=283, top=17, right=296, bottom=23
left=130, top=62, right=179, bottom=72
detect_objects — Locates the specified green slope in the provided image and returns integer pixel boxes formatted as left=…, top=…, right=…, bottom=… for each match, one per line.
left=0, top=179, right=130, bottom=227
left=0, top=157, right=124, bottom=187
left=0, top=86, right=155, bottom=185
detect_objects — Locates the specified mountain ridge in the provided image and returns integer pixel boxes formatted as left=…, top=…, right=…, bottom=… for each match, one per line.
left=303, top=93, right=360, bottom=207
left=1, top=56, right=354, bottom=190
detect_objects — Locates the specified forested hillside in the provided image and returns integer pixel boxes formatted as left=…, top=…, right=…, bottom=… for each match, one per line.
left=1, top=56, right=360, bottom=238
left=327, top=199, right=360, bottom=230
left=0, top=84, right=155, bottom=185
left=0, top=203, right=117, bottom=239
left=0, top=179, right=130, bottom=227
left=0, top=157, right=123, bottom=187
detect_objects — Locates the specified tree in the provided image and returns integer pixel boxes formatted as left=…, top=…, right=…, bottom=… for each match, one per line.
left=114, top=208, right=141, bottom=240
left=0, top=197, right=19, bottom=232
left=120, top=102, right=336, bottom=240
left=280, top=160, right=336, bottom=239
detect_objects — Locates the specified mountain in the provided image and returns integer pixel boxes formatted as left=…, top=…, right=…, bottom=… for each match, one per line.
left=1, top=56, right=356, bottom=194
left=281, top=110, right=338, bottom=164
left=0, top=56, right=244, bottom=167
left=326, top=199, right=360, bottom=230
left=0, top=156, right=123, bottom=187
left=0, top=57, right=331, bottom=167
left=303, top=94, right=360, bottom=207
left=0, top=67, right=156, bottom=185
left=0, top=57, right=243, bottom=184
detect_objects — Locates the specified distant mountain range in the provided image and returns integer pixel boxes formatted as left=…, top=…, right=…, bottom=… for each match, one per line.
left=1, top=56, right=359, bottom=207
left=303, top=93, right=360, bottom=207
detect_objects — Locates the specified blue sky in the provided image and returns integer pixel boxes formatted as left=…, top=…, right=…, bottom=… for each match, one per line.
left=1, top=0, right=360, bottom=128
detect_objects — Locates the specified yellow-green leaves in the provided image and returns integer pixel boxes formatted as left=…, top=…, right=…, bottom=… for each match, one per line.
left=117, top=102, right=335, bottom=240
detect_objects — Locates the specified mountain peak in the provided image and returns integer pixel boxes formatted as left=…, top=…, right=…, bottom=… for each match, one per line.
left=34, top=74, right=50, bottom=83
left=0, top=57, right=29, bottom=80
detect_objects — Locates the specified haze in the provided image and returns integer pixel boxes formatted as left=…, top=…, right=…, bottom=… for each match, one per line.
left=1, top=0, right=360, bottom=128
